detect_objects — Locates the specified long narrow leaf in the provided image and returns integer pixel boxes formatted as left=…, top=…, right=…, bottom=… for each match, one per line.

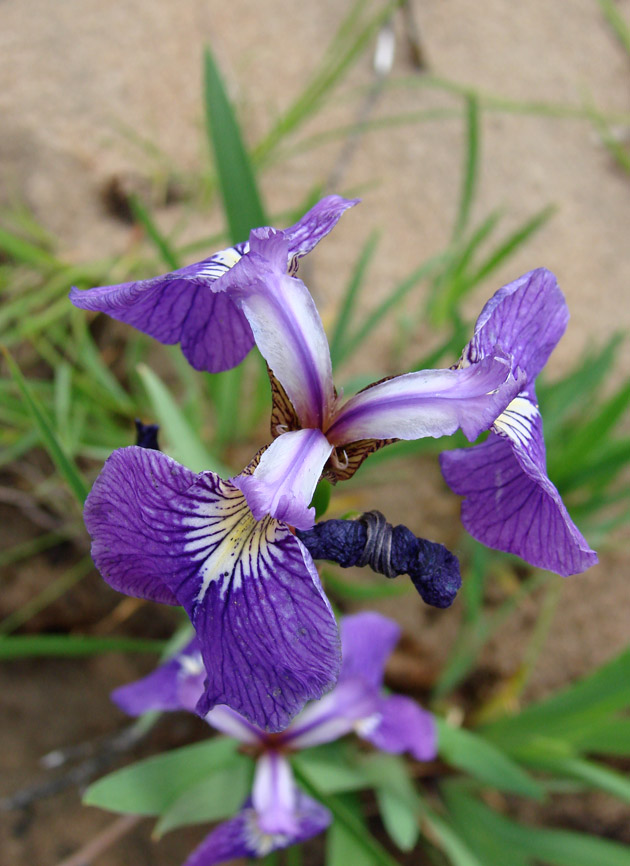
left=203, top=46, right=267, bottom=244
left=452, top=94, right=480, bottom=241
left=292, top=756, right=400, bottom=866
left=0, top=635, right=166, bottom=658
left=137, top=363, right=229, bottom=475
left=3, top=349, right=89, bottom=504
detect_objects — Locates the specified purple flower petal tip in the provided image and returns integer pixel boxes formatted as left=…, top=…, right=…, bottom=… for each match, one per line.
left=361, top=694, right=437, bottom=762
left=468, top=268, right=569, bottom=382
left=111, top=638, right=204, bottom=716
left=283, top=195, right=360, bottom=260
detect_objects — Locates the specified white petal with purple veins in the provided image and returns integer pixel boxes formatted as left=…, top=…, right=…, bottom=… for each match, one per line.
left=232, top=429, right=333, bottom=530
left=327, top=354, right=522, bottom=446
left=221, top=230, right=337, bottom=429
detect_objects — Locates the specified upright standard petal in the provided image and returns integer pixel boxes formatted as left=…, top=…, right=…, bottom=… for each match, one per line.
left=84, top=447, right=341, bottom=731
left=111, top=638, right=204, bottom=715
left=69, top=250, right=255, bottom=373
left=358, top=694, right=437, bottom=761
left=221, top=230, right=337, bottom=430
left=327, top=353, right=522, bottom=446
left=182, top=792, right=331, bottom=866
left=283, top=195, right=359, bottom=261
left=232, top=429, right=333, bottom=530
left=465, top=268, right=569, bottom=381
left=440, top=389, right=598, bottom=576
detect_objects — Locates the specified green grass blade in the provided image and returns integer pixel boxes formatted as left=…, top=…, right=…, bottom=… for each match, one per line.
left=0, top=635, right=166, bottom=658
left=129, top=195, right=181, bottom=270
left=254, top=0, right=401, bottom=166
left=443, top=783, right=630, bottom=866
left=0, top=225, right=59, bottom=269
left=598, top=0, right=630, bottom=55
left=136, top=363, right=229, bottom=475
left=480, top=644, right=630, bottom=750
left=330, top=230, right=381, bottom=368
left=339, top=250, right=448, bottom=364
left=436, top=718, right=544, bottom=800
left=468, top=204, right=555, bottom=287
left=0, top=557, right=93, bottom=636
left=84, top=738, right=240, bottom=815
left=3, top=349, right=89, bottom=504
left=292, top=756, right=400, bottom=866
left=452, top=94, right=480, bottom=242
left=203, top=46, right=267, bottom=244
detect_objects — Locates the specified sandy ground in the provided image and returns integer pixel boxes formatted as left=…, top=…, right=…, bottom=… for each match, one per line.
left=1, top=1, right=630, bottom=864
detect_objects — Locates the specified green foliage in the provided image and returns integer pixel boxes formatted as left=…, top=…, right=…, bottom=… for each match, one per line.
left=203, top=45, right=267, bottom=244
left=436, top=718, right=544, bottom=800
left=85, top=738, right=241, bottom=815
left=0, top=635, right=166, bottom=658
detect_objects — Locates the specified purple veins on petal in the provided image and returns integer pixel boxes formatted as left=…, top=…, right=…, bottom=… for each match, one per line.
left=282, top=194, right=360, bottom=261
left=84, top=446, right=340, bottom=732
left=440, top=270, right=597, bottom=575
left=466, top=268, right=569, bottom=380
left=70, top=256, right=255, bottom=373
left=70, top=196, right=358, bottom=375
left=440, top=425, right=598, bottom=576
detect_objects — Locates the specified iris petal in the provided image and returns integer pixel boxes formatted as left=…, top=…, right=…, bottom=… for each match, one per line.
left=327, top=353, right=522, bottom=446
left=283, top=194, right=359, bottom=261
left=253, top=753, right=299, bottom=836
left=69, top=251, right=255, bottom=373
left=440, top=392, right=598, bottom=576
left=282, top=678, right=380, bottom=749
left=232, top=429, right=333, bottom=530
left=465, top=268, right=569, bottom=381
left=221, top=230, right=336, bottom=430
left=84, top=447, right=340, bottom=731
left=111, top=638, right=204, bottom=715
left=338, top=612, right=400, bottom=690
left=358, top=694, right=437, bottom=761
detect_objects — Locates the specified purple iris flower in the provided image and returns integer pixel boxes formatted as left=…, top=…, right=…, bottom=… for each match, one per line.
left=82, top=227, right=520, bottom=732
left=69, top=195, right=357, bottom=373
left=439, top=269, right=598, bottom=576
left=112, top=612, right=436, bottom=866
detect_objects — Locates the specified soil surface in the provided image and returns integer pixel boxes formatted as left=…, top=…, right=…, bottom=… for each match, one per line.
left=1, top=2, right=629, bottom=864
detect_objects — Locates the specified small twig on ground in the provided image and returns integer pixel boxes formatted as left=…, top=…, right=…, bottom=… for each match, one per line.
left=54, top=814, right=142, bottom=866
left=0, top=719, right=153, bottom=812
